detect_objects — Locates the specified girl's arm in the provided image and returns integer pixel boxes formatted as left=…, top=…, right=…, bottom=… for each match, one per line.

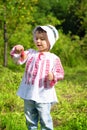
left=47, top=57, right=64, bottom=87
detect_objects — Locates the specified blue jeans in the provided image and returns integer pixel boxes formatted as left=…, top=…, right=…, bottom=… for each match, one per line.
left=24, top=100, right=53, bottom=130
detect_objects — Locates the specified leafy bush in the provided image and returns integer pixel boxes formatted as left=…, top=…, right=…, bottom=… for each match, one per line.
left=51, top=31, right=86, bottom=67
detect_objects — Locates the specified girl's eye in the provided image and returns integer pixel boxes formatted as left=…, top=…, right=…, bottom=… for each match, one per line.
left=41, top=37, right=45, bottom=40
left=35, top=37, right=45, bottom=40
left=41, top=38, right=44, bottom=40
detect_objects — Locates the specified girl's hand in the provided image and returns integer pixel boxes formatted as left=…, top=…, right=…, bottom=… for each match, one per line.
left=15, top=45, right=24, bottom=54
left=47, top=72, right=54, bottom=81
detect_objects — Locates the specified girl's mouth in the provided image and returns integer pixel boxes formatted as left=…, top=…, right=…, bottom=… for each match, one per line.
left=37, top=45, right=42, bottom=47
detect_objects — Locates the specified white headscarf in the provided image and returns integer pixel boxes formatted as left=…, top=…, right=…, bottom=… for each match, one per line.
left=33, top=25, right=59, bottom=49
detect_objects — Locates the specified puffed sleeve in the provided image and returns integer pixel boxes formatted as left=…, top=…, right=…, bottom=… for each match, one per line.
left=50, top=57, right=64, bottom=87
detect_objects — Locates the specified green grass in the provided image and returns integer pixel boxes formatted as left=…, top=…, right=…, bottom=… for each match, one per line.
left=0, top=65, right=87, bottom=130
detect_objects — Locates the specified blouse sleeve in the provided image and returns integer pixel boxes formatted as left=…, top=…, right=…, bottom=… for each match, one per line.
left=50, top=57, right=64, bottom=87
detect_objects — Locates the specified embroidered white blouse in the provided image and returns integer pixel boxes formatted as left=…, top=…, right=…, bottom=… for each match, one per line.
left=10, top=47, right=64, bottom=103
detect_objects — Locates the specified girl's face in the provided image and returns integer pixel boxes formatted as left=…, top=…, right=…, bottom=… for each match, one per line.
left=34, top=31, right=50, bottom=52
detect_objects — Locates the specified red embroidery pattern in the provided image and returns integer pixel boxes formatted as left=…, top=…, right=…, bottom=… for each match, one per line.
left=25, top=57, right=34, bottom=83
left=32, top=55, right=40, bottom=85
left=44, top=60, right=50, bottom=88
left=54, top=58, right=64, bottom=80
left=39, top=59, right=45, bottom=87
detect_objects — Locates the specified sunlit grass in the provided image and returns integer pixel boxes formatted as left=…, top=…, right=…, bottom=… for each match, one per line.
left=0, top=65, right=87, bottom=130
left=52, top=66, right=87, bottom=130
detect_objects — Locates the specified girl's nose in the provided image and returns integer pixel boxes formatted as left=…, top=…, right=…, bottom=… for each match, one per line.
left=37, top=38, right=41, bottom=42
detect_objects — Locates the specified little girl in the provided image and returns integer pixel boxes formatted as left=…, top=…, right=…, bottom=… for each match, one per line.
left=10, top=25, right=64, bottom=130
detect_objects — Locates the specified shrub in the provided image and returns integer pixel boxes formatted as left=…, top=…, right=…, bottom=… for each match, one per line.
left=51, top=31, right=86, bottom=67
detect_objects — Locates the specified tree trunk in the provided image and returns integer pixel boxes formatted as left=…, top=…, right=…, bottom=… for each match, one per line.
left=3, top=21, right=8, bottom=67
left=3, top=5, right=8, bottom=67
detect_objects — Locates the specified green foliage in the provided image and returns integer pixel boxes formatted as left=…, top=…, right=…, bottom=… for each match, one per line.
left=0, top=0, right=87, bottom=67
left=51, top=32, right=86, bottom=67
left=80, top=34, right=87, bottom=59
left=0, top=113, right=27, bottom=130
left=9, top=24, right=33, bottom=49
left=61, top=0, right=87, bottom=36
